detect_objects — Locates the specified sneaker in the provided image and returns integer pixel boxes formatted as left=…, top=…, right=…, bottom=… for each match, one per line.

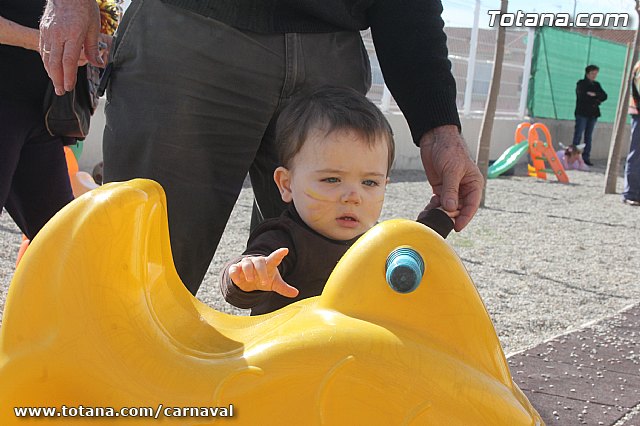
left=623, top=198, right=640, bottom=206
left=584, top=159, right=594, bottom=166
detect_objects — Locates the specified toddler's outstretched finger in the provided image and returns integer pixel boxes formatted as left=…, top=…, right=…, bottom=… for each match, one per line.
left=267, top=247, right=289, bottom=267
left=272, top=276, right=299, bottom=298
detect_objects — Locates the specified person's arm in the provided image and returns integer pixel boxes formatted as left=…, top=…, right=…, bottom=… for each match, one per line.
left=595, top=82, right=607, bottom=103
left=39, top=0, right=102, bottom=95
left=418, top=127, right=482, bottom=232
left=220, top=256, right=261, bottom=310
left=220, top=230, right=297, bottom=309
left=0, top=15, right=39, bottom=51
left=576, top=79, right=591, bottom=100
left=221, top=250, right=297, bottom=309
left=367, top=0, right=482, bottom=231
left=368, top=0, right=459, bottom=139
left=416, top=207, right=455, bottom=239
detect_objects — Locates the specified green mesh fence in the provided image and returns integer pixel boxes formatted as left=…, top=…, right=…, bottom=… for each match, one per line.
left=527, top=27, right=628, bottom=123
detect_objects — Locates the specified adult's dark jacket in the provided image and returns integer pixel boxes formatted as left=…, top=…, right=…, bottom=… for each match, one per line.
left=575, top=78, right=607, bottom=118
left=161, top=0, right=460, bottom=145
left=0, top=0, right=49, bottom=106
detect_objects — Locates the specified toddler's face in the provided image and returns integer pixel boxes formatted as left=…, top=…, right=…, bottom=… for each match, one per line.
left=275, top=128, right=389, bottom=241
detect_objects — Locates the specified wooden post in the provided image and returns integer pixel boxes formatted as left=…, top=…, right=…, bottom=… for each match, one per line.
left=476, top=0, right=508, bottom=207
left=611, top=43, right=632, bottom=139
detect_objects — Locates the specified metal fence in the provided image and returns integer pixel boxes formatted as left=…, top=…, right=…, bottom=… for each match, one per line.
left=362, top=27, right=533, bottom=118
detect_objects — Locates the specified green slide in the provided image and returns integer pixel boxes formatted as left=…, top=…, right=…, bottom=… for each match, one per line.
left=487, top=140, right=529, bottom=179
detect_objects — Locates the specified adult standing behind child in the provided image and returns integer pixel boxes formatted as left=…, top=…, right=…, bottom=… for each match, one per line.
left=572, top=64, right=607, bottom=166
left=39, top=0, right=483, bottom=296
left=220, top=88, right=456, bottom=315
left=623, top=61, right=640, bottom=206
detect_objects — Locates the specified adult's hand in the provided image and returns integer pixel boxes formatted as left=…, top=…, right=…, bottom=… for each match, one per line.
left=419, top=125, right=483, bottom=232
left=39, top=0, right=102, bottom=95
left=78, top=34, right=113, bottom=66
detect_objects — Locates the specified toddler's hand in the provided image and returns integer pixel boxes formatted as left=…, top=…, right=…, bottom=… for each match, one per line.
left=228, top=248, right=299, bottom=298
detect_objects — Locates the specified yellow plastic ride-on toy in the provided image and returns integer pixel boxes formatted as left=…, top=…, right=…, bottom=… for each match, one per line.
left=0, top=179, right=542, bottom=425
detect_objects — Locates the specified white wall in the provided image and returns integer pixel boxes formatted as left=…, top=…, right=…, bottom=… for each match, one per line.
left=80, top=101, right=632, bottom=172
left=79, top=99, right=106, bottom=172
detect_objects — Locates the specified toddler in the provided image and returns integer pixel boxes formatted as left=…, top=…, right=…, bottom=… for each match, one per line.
left=557, top=144, right=589, bottom=171
left=220, top=87, right=455, bottom=315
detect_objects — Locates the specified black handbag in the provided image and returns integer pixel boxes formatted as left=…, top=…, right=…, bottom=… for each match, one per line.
left=43, top=64, right=101, bottom=140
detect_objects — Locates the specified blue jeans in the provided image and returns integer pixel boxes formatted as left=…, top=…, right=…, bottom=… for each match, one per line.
left=572, top=115, right=597, bottom=161
left=623, top=115, right=640, bottom=202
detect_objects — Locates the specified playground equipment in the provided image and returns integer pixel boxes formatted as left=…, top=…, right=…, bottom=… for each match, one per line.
left=64, top=145, right=100, bottom=197
left=0, top=180, right=543, bottom=425
left=488, top=122, right=569, bottom=183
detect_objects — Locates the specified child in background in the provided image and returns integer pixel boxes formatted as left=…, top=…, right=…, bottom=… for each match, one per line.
left=557, top=144, right=590, bottom=171
left=220, top=87, right=456, bottom=315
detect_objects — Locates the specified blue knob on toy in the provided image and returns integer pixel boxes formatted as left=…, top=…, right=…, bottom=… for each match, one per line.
left=385, top=247, right=425, bottom=294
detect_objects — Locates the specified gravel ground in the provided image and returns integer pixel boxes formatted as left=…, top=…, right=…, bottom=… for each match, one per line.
left=1, top=163, right=638, bottom=356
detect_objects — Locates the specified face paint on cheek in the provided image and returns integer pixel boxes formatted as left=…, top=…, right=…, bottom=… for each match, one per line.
left=304, top=188, right=335, bottom=202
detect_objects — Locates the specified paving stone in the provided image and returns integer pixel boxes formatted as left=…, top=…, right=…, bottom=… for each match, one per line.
left=514, top=390, right=625, bottom=426
left=508, top=304, right=640, bottom=425
left=509, top=355, right=639, bottom=408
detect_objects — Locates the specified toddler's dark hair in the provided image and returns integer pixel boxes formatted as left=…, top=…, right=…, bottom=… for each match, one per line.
left=276, top=86, right=395, bottom=172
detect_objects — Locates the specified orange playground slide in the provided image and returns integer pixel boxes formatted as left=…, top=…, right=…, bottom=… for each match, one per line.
left=516, top=122, right=569, bottom=184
